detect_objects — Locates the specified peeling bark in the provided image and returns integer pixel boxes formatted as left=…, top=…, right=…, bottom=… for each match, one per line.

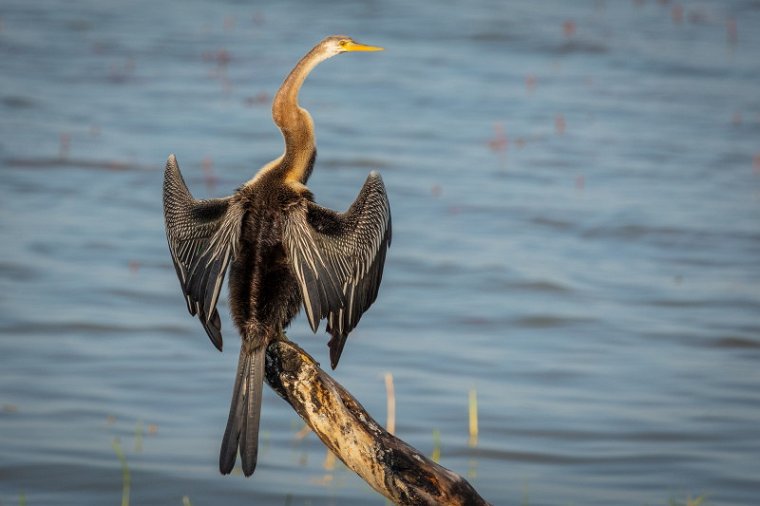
left=264, top=339, right=491, bottom=506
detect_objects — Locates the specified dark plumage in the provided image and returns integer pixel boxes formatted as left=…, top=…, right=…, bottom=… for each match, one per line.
left=162, top=35, right=390, bottom=477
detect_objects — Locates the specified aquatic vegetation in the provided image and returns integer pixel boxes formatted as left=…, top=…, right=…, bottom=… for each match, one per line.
left=667, top=495, right=707, bottom=506
left=111, top=438, right=130, bottom=506
left=385, top=372, right=396, bottom=435
left=468, top=387, right=479, bottom=448
left=431, top=429, right=441, bottom=464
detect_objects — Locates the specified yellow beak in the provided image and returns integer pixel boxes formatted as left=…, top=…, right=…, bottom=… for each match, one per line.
left=343, top=41, right=384, bottom=52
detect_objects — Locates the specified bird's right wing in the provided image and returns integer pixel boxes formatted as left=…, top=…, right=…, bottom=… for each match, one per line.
left=284, top=171, right=392, bottom=368
left=163, top=154, right=241, bottom=351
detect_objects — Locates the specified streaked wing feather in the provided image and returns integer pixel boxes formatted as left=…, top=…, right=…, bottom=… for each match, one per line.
left=284, top=172, right=391, bottom=369
left=163, top=154, right=241, bottom=351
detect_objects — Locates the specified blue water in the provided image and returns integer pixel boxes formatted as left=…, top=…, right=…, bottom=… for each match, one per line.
left=2, top=1, right=760, bottom=504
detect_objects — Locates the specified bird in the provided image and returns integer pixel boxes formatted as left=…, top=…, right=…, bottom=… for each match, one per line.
left=162, top=35, right=391, bottom=478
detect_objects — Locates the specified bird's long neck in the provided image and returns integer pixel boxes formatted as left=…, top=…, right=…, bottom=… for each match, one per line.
left=272, top=45, right=329, bottom=184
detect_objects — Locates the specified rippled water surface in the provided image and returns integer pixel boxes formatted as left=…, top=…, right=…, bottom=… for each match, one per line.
left=2, top=1, right=760, bottom=505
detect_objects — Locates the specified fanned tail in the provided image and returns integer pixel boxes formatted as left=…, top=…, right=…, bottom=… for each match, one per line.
left=219, top=345, right=265, bottom=477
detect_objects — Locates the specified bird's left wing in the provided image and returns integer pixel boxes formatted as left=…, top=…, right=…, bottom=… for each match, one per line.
left=284, top=171, right=391, bottom=369
left=163, top=154, right=241, bottom=351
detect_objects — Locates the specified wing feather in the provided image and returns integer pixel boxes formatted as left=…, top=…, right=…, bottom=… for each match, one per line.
left=163, top=154, right=241, bottom=351
left=284, top=171, right=391, bottom=369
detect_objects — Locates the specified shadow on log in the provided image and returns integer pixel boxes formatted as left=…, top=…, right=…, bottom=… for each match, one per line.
left=265, top=339, right=491, bottom=506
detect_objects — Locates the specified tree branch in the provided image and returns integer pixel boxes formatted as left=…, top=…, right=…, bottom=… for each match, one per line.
left=264, top=339, right=491, bottom=506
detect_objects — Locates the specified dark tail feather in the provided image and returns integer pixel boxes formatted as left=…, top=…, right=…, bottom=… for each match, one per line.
left=240, top=345, right=264, bottom=476
left=219, top=345, right=265, bottom=476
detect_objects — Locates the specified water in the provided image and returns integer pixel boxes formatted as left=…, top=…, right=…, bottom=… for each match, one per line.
left=1, top=0, right=759, bottom=504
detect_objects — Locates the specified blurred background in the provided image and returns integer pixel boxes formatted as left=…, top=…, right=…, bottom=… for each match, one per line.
left=1, top=0, right=759, bottom=504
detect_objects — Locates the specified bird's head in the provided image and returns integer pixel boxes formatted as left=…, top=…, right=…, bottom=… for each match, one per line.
left=320, top=35, right=384, bottom=58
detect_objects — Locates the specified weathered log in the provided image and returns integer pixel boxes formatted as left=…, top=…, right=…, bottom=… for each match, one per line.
left=264, top=338, right=491, bottom=506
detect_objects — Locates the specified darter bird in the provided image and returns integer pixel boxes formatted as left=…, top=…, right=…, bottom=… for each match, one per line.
left=162, top=36, right=391, bottom=477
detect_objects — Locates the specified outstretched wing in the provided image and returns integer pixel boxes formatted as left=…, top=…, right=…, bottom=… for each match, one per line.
left=163, top=154, right=241, bottom=351
left=284, top=171, right=392, bottom=369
